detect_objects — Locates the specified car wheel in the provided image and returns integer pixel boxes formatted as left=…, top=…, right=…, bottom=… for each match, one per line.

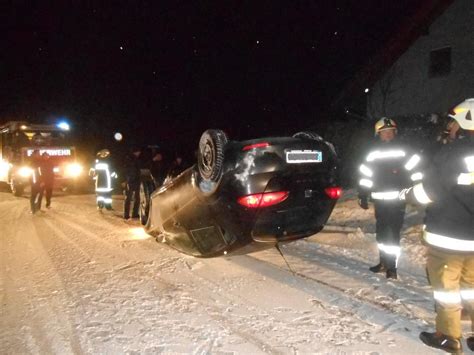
left=292, top=131, right=324, bottom=141
left=198, top=129, right=228, bottom=182
left=139, top=180, right=154, bottom=225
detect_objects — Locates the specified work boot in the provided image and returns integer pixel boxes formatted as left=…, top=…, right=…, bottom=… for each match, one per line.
left=467, top=337, right=474, bottom=351
left=369, top=262, right=386, bottom=273
left=419, top=331, right=462, bottom=354
left=386, top=269, right=397, bottom=280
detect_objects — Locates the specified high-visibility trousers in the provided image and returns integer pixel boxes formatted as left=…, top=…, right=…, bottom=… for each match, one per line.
left=426, top=246, right=474, bottom=338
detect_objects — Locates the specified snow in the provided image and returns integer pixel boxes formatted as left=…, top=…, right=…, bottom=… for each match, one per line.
left=0, top=188, right=470, bottom=354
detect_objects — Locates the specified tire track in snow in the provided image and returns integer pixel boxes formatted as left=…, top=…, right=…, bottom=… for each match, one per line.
left=169, top=257, right=384, bottom=352
left=282, top=239, right=435, bottom=323
left=49, top=194, right=432, bottom=350
left=1, top=200, right=84, bottom=354
left=158, top=259, right=289, bottom=354
left=44, top=212, right=131, bottom=257
left=26, top=210, right=158, bottom=353
left=241, top=246, right=434, bottom=328
left=221, top=253, right=434, bottom=350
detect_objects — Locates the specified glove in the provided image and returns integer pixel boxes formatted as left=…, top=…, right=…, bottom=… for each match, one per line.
left=398, top=188, right=409, bottom=201
left=358, top=197, right=369, bottom=210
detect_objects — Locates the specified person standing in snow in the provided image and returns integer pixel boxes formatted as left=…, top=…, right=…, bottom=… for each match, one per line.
left=37, top=152, right=55, bottom=209
left=400, top=98, right=474, bottom=353
left=29, top=150, right=44, bottom=214
left=149, top=149, right=167, bottom=188
left=89, top=149, right=117, bottom=211
left=123, top=146, right=142, bottom=220
left=357, top=117, right=422, bottom=279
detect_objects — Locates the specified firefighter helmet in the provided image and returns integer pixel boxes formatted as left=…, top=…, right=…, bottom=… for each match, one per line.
left=448, top=98, right=474, bottom=130
left=96, top=149, right=110, bottom=158
left=374, top=117, right=397, bottom=135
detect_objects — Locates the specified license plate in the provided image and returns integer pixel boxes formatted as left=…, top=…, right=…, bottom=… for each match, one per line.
left=286, top=150, right=322, bottom=163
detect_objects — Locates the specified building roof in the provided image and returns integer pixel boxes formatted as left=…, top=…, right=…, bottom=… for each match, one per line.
left=333, top=0, right=455, bottom=110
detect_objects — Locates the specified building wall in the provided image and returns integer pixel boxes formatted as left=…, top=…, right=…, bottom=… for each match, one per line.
left=368, top=0, right=474, bottom=118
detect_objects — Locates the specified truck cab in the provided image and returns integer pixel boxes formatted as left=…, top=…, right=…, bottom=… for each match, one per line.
left=0, top=121, right=84, bottom=196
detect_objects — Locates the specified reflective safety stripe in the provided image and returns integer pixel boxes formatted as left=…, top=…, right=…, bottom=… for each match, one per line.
left=359, top=164, right=373, bottom=177
left=378, top=243, right=401, bottom=267
left=371, top=191, right=399, bottom=200
left=94, top=163, right=113, bottom=191
left=378, top=243, right=401, bottom=256
left=111, top=172, right=117, bottom=178
left=413, top=183, right=432, bottom=204
left=460, top=289, right=474, bottom=301
left=95, top=163, right=109, bottom=169
left=104, top=198, right=113, bottom=204
left=465, top=156, right=474, bottom=172
left=434, top=290, right=461, bottom=304
left=366, top=150, right=406, bottom=162
left=457, top=173, right=474, bottom=185
left=424, top=231, right=474, bottom=252
left=97, top=196, right=105, bottom=201
left=410, top=172, right=423, bottom=181
left=96, top=187, right=113, bottom=192
left=404, top=154, right=421, bottom=171
left=359, top=179, right=373, bottom=188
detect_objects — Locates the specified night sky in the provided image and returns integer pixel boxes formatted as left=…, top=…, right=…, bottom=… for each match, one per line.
left=1, top=1, right=426, bottom=153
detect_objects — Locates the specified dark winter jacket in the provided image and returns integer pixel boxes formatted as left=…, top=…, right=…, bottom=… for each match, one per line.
left=412, top=135, right=474, bottom=249
left=150, top=160, right=167, bottom=187
left=358, top=139, right=422, bottom=201
left=123, top=154, right=141, bottom=186
left=39, top=159, right=55, bottom=186
left=29, top=156, right=43, bottom=186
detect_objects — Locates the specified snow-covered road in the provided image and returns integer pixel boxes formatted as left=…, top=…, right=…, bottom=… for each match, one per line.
left=1, top=189, right=466, bottom=354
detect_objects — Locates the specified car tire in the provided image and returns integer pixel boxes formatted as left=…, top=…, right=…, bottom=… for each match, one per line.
left=139, top=180, right=154, bottom=225
left=198, top=129, right=228, bottom=182
left=292, top=131, right=324, bottom=141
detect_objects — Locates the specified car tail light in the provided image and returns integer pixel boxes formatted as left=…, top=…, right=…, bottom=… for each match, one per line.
left=242, top=142, right=270, bottom=151
left=237, top=191, right=289, bottom=208
left=325, top=187, right=342, bottom=199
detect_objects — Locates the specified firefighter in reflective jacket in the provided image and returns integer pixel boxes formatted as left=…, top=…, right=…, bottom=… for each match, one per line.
left=358, top=117, right=422, bottom=279
left=401, top=98, right=474, bottom=353
left=89, top=149, right=117, bottom=210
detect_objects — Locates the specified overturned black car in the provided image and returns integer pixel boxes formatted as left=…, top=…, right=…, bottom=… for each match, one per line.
left=139, top=130, right=341, bottom=257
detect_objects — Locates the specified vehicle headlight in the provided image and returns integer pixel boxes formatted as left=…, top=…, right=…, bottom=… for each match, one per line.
left=18, top=166, right=33, bottom=178
left=0, top=161, right=10, bottom=175
left=65, top=163, right=83, bottom=177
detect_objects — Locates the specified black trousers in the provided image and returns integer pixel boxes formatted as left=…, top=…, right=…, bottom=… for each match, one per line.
left=38, top=183, right=53, bottom=208
left=124, top=183, right=140, bottom=218
left=30, top=184, right=42, bottom=213
left=374, top=200, right=406, bottom=270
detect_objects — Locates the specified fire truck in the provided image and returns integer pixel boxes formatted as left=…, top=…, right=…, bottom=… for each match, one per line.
left=0, top=121, right=84, bottom=196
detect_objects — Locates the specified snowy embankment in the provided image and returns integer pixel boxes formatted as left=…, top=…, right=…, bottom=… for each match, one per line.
left=1, top=189, right=468, bottom=354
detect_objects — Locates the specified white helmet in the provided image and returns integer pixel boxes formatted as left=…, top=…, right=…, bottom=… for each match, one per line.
left=374, top=117, right=397, bottom=135
left=448, top=98, right=474, bottom=130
